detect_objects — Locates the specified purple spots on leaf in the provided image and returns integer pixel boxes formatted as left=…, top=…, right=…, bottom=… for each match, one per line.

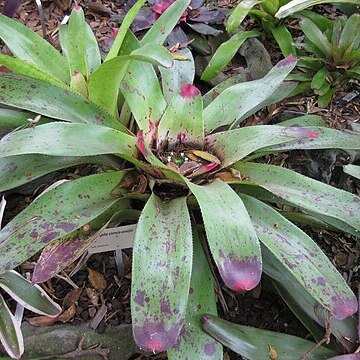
left=276, top=55, right=297, bottom=68
left=134, top=290, right=146, bottom=307
left=42, top=231, right=60, bottom=243
left=133, top=319, right=183, bottom=352
left=180, top=84, right=201, bottom=99
left=331, top=295, right=358, bottom=320
left=218, top=252, right=261, bottom=292
left=204, top=342, right=217, bottom=356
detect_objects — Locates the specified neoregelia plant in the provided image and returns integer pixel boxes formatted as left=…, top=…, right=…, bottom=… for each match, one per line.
left=0, top=0, right=359, bottom=358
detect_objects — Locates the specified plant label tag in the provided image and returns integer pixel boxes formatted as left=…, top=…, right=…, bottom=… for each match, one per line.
left=88, top=224, right=136, bottom=254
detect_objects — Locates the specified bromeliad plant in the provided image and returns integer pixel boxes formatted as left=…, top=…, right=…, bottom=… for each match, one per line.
left=0, top=0, right=360, bottom=358
left=289, top=13, right=360, bottom=106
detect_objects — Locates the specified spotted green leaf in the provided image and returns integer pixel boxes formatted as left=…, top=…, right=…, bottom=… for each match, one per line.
left=131, top=194, right=192, bottom=352
left=0, top=171, right=126, bottom=273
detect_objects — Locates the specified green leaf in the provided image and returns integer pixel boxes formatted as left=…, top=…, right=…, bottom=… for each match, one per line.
left=0, top=123, right=136, bottom=159
left=187, top=180, right=262, bottom=292
left=158, top=84, right=204, bottom=148
left=0, top=108, right=33, bottom=128
left=32, top=200, right=129, bottom=283
left=201, top=30, right=260, bottom=82
left=0, top=73, right=126, bottom=131
left=0, top=293, right=23, bottom=359
left=299, top=18, right=333, bottom=58
left=0, top=171, right=126, bottom=272
left=0, top=271, right=61, bottom=316
left=261, top=126, right=360, bottom=153
left=270, top=24, right=297, bottom=56
left=276, top=0, right=360, bottom=19
left=0, top=154, right=121, bottom=193
left=89, top=45, right=173, bottom=117
left=70, top=71, right=88, bottom=97
left=226, top=0, right=263, bottom=33
left=344, top=164, right=360, bottom=180
left=0, top=54, right=67, bottom=88
left=67, top=7, right=90, bottom=77
left=201, top=315, right=337, bottom=359
left=167, top=226, right=222, bottom=359
left=311, top=67, right=328, bottom=90
left=140, top=0, right=191, bottom=46
left=0, top=14, right=70, bottom=83
left=203, top=56, right=297, bottom=132
left=159, top=48, right=195, bottom=103
left=241, top=194, right=358, bottom=320
left=106, top=0, right=147, bottom=61
left=207, top=124, right=323, bottom=168
left=83, top=20, right=101, bottom=74
left=318, top=87, right=336, bottom=107
left=295, top=10, right=332, bottom=32
left=277, top=114, right=327, bottom=127
left=233, top=162, right=360, bottom=237
left=131, top=194, right=192, bottom=352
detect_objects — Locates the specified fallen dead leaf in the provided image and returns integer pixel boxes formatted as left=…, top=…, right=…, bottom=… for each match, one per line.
left=88, top=268, right=107, bottom=290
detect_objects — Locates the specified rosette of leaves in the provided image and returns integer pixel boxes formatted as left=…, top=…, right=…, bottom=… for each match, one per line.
left=287, top=13, right=360, bottom=107
left=0, top=1, right=360, bottom=358
left=113, top=0, right=228, bottom=46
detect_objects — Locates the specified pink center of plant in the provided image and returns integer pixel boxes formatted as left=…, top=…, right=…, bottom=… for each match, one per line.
left=153, top=1, right=188, bottom=22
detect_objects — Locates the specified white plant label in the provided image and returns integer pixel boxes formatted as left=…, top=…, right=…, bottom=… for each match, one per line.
left=88, top=224, right=136, bottom=254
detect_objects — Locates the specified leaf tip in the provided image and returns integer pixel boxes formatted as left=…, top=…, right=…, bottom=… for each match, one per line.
left=180, top=84, right=201, bottom=99
left=331, top=295, right=358, bottom=320
left=276, top=55, right=298, bottom=68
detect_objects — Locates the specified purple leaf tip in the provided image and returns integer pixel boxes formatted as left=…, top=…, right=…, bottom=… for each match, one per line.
left=180, top=84, right=201, bottom=98
left=218, top=253, right=261, bottom=293
left=331, top=295, right=358, bottom=320
left=136, top=130, right=148, bottom=157
left=74, top=5, right=81, bottom=11
left=276, top=54, right=298, bottom=68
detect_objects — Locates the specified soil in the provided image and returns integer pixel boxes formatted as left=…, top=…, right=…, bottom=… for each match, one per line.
left=0, top=0, right=359, bottom=359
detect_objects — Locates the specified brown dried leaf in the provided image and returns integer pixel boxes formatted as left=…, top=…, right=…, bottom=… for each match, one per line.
left=27, top=315, right=57, bottom=327
left=88, top=268, right=107, bottom=290
left=86, top=287, right=100, bottom=306
left=57, top=304, right=76, bottom=323
left=62, top=287, right=82, bottom=310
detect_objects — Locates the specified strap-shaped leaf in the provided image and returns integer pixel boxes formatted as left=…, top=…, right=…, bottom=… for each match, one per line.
left=226, top=0, right=262, bottom=33
left=276, top=0, right=360, bottom=19
left=32, top=200, right=129, bottom=283
left=207, top=124, right=323, bottom=168
left=0, top=293, right=23, bottom=359
left=201, top=30, right=260, bottom=82
left=233, top=162, right=360, bottom=237
left=0, top=123, right=136, bottom=159
left=67, top=7, right=90, bottom=77
left=106, top=0, right=147, bottom=61
left=0, top=73, right=126, bottom=131
left=158, top=84, right=204, bottom=148
left=0, top=271, right=61, bottom=316
left=0, top=154, right=121, bottom=193
left=89, top=45, right=173, bottom=116
left=241, top=194, right=357, bottom=320
left=277, top=115, right=327, bottom=127
left=344, top=164, right=360, bottom=180
left=0, top=14, right=70, bottom=83
left=0, top=171, right=126, bottom=272
left=259, top=127, right=360, bottom=152
left=0, top=54, right=67, bottom=88
left=203, top=56, right=297, bottom=132
left=0, top=108, right=33, bottom=128
left=131, top=194, right=192, bottom=352
left=159, top=48, right=195, bottom=103
left=201, top=315, right=337, bottom=359
left=140, top=0, right=191, bottom=46
left=167, top=226, right=222, bottom=359
left=187, top=180, right=262, bottom=292
left=270, top=24, right=297, bottom=56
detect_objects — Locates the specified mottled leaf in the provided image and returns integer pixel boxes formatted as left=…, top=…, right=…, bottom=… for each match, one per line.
left=0, top=271, right=61, bottom=316
left=167, top=226, right=222, bottom=359
left=0, top=122, right=136, bottom=158
left=158, top=84, right=204, bottom=148
left=0, top=293, right=23, bottom=359
left=201, top=30, right=260, bottom=82
left=0, top=171, right=126, bottom=272
left=0, top=14, right=70, bottom=83
left=201, top=315, right=337, bottom=359
left=233, top=162, right=360, bottom=237
left=131, top=194, right=192, bottom=352
left=159, top=48, right=195, bottom=103
left=0, top=73, right=126, bottom=131
left=207, top=125, right=323, bottom=168
left=241, top=194, right=358, bottom=320
left=203, top=56, right=297, bottom=132
left=187, top=180, right=262, bottom=292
